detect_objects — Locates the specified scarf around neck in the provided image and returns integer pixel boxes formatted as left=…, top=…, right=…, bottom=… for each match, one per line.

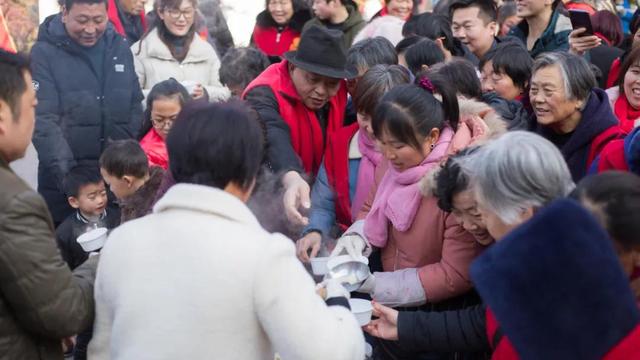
left=351, top=130, right=383, bottom=220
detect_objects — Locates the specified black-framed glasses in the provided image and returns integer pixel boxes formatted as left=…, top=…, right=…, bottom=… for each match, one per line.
left=165, top=8, right=195, bottom=20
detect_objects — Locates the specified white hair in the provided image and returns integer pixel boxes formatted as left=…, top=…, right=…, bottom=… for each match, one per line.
left=459, top=131, right=575, bottom=225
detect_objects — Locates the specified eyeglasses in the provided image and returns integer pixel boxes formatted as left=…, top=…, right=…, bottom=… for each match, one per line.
left=165, top=7, right=195, bottom=20
left=151, top=117, right=175, bottom=129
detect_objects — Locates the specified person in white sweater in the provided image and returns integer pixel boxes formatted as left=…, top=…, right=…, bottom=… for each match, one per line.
left=88, top=100, right=364, bottom=360
left=131, top=0, right=230, bottom=102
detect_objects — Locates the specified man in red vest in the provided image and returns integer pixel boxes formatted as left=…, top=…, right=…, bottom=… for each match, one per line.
left=244, top=25, right=357, bottom=226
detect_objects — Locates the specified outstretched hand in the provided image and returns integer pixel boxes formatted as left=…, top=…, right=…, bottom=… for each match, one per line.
left=364, top=301, right=399, bottom=340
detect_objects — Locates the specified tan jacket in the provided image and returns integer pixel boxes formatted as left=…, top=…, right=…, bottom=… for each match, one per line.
left=0, top=157, right=97, bottom=360
left=131, top=29, right=230, bottom=102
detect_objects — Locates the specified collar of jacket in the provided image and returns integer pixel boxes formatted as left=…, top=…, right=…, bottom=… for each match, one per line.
left=140, top=28, right=211, bottom=63
left=153, top=183, right=261, bottom=227
left=512, top=3, right=571, bottom=41
left=256, top=8, right=311, bottom=32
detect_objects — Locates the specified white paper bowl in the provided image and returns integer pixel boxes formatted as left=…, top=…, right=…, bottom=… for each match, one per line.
left=310, top=257, right=329, bottom=275
left=349, top=298, right=373, bottom=326
left=76, top=228, right=108, bottom=252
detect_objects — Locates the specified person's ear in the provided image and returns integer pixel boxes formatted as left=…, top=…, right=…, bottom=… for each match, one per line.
left=435, top=38, right=452, bottom=61
left=157, top=7, right=165, bottom=20
left=0, top=99, right=11, bottom=136
left=521, top=206, right=535, bottom=223
left=122, top=175, right=135, bottom=188
left=420, top=64, right=430, bottom=72
left=422, top=127, right=441, bottom=155
left=68, top=196, right=81, bottom=209
left=489, top=21, right=498, bottom=36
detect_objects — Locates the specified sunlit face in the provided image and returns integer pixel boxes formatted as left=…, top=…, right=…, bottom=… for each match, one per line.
left=158, top=0, right=195, bottom=37
left=356, top=112, right=374, bottom=139
left=451, top=189, right=493, bottom=245
left=70, top=181, right=108, bottom=217
left=376, top=128, right=436, bottom=172
left=118, top=0, right=147, bottom=15
left=492, top=69, right=523, bottom=101
left=290, top=65, right=341, bottom=110
left=500, top=15, right=521, bottom=36
left=515, top=0, right=551, bottom=18
left=623, top=62, right=640, bottom=110
left=0, top=71, right=37, bottom=163
left=150, top=97, right=181, bottom=139
left=386, top=0, right=412, bottom=19
left=451, top=6, right=497, bottom=58
left=312, top=0, right=333, bottom=20
left=101, top=168, right=135, bottom=200
left=62, top=2, right=108, bottom=47
left=480, top=60, right=495, bottom=93
left=529, top=65, right=582, bottom=131
left=268, top=0, right=294, bottom=25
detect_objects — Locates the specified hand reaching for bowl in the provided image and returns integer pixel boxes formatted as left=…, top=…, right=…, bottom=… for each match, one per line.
left=296, top=231, right=322, bottom=263
left=282, top=171, right=311, bottom=226
left=330, top=234, right=366, bottom=259
left=569, top=28, right=601, bottom=56
left=364, top=302, right=399, bottom=340
left=315, top=278, right=351, bottom=300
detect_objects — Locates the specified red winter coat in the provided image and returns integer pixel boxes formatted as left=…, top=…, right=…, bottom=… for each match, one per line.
left=250, top=10, right=310, bottom=58
left=243, top=60, right=348, bottom=175
left=107, top=0, right=146, bottom=39
left=139, top=128, right=168, bottom=170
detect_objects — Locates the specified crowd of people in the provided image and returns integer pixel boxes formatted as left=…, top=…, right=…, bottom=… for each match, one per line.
left=2, top=0, right=640, bottom=359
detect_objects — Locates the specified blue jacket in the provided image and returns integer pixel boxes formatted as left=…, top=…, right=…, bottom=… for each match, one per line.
left=509, top=4, right=572, bottom=58
left=304, top=159, right=360, bottom=238
left=31, top=14, right=143, bottom=223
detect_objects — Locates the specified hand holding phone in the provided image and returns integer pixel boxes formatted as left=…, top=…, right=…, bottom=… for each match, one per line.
left=569, top=10, right=594, bottom=36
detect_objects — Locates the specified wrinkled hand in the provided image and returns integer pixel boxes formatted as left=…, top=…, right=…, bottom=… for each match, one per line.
left=568, top=28, right=601, bottom=56
left=364, top=302, right=399, bottom=340
left=330, top=234, right=366, bottom=258
left=316, top=278, right=351, bottom=300
left=191, top=84, right=205, bottom=99
left=282, top=171, right=311, bottom=226
left=296, top=231, right=322, bottom=263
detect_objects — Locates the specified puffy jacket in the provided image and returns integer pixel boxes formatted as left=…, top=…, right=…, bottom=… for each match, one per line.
left=250, top=9, right=311, bottom=59
left=302, top=3, right=365, bottom=50
left=0, top=157, right=98, bottom=360
left=131, top=28, right=230, bottom=101
left=509, top=3, right=572, bottom=58
left=31, top=14, right=144, bottom=224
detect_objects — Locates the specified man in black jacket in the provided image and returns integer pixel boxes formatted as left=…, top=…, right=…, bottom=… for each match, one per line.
left=31, top=0, right=143, bottom=225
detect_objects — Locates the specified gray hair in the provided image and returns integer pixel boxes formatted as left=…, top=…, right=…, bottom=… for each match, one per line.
left=532, top=52, right=596, bottom=102
left=460, top=131, right=575, bottom=225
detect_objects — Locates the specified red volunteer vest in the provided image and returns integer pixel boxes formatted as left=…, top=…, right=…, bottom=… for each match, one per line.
left=243, top=60, right=348, bottom=175
left=324, top=122, right=359, bottom=231
left=251, top=25, right=300, bottom=57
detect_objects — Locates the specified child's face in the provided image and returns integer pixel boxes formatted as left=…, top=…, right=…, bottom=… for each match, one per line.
left=101, top=168, right=136, bottom=200
left=69, top=181, right=108, bottom=217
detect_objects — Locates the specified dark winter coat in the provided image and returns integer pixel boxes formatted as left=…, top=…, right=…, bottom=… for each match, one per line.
left=481, top=92, right=534, bottom=131
left=509, top=3, right=572, bottom=58
left=119, top=166, right=165, bottom=223
left=56, top=209, right=120, bottom=270
left=31, top=14, right=144, bottom=224
left=536, top=88, right=620, bottom=181
left=198, top=0, right=234, bottom=58
left=0, top=157, right=98, bottom=360
left=302, top=3, right=365, bottom=50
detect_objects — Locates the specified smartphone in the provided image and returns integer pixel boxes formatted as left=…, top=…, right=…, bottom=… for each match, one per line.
left=569, top=9, right=594, bottom=36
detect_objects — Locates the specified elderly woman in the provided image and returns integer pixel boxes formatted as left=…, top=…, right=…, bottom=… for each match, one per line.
left=531, top=52, right=621, bottom=181
left=89, top=101, right=365, bottom=359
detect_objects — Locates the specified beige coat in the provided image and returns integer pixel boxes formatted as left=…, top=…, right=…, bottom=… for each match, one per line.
left=131, top=29, right=230, bottom=101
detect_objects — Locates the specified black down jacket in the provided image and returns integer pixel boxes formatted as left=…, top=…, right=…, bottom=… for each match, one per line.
left=31, top=14, right=143, bottom=223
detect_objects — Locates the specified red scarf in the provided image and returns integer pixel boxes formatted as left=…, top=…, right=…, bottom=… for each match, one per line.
left=614, top=93, right=640, bottom=134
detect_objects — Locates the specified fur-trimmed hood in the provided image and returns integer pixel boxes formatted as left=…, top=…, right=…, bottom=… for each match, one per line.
left=119, top=166, right=165, bottom=223
left=419, top=96, right=507, bottom=196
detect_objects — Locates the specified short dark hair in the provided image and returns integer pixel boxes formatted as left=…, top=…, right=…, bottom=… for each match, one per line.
left=0, top=50, right=30, bottom=120
left=449, top=0, right=498, bottom=24
left=433, top=147, right=479, bottom=212
left=372, top=82, right=459, bottom=150
left=219, top=47, right=270, bottom=90
left=402, top=13, right=464, bottom=57
left=497, top=1, right=517, bottom=26
left=404, top=38, right=445, bottom=76
left=99, top=140, right=149, bottom=179
left=591, top=10, right=623, bottom=47
left=139, top=78, right=191, bottom=139
left=347, top=37, right=398, bottom=73
left=571, top=171, right=640, bottom=250
left=354, top=64, right=410, bottom=116
left=395, top=35, right=422, bottom=55
left=425, top=58, right=482, bottom=99
left=63, top=165, right=104, bottom=198
left=64, top=0, right=107, bottom=11
left=490, top=42, right=532, bottom=91
left=166, top=100, right=264, bottom=190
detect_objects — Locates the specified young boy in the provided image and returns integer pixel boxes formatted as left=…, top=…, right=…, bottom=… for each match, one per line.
left=56, top=165, right=120, bottom=270
left=99, top=140, right=165, bottom=223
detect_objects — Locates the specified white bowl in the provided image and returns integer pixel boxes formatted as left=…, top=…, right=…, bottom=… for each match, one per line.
left=76, top=227, right=108, bottom=252
left=326, top=255, right=370, bottom=292
left=310, top=257, right=329, bottom=275
left=349, top=298, right=373, bottom=326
